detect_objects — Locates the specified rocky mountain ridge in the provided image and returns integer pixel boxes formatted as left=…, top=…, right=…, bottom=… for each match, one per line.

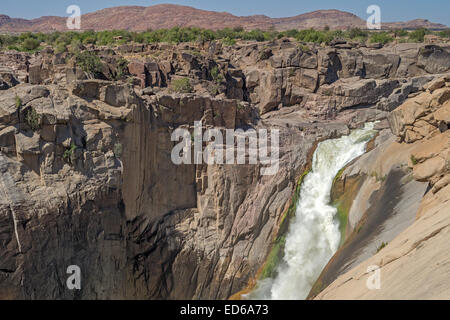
left=0, top=4, right=447, bottom=33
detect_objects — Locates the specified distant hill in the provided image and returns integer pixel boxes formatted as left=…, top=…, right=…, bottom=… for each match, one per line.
left=0, top=4, right=447, bottom=32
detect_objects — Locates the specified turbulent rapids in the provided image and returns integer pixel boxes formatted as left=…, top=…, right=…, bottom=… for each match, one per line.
left=251, top=123, right=377, bottom=300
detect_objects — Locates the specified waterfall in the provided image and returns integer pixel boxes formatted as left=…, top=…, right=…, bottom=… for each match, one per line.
left=250, top=123, right=377, bottom=300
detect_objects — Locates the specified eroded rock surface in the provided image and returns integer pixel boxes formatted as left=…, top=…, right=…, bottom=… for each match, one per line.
left=0, top=40, right=448, bottom=299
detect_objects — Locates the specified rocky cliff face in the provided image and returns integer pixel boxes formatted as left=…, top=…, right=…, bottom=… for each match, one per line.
left=0, top=39, right=449, bottom=299
left=312, top=76, right=449, bottom=299
left=0, top=79, right=322, bottom=299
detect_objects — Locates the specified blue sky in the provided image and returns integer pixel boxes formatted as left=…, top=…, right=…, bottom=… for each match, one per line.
left=1, top=0, right=449, bottom=26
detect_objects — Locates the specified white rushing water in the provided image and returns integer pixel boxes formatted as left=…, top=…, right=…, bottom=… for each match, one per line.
left=250, top=123, right=377, bottom=300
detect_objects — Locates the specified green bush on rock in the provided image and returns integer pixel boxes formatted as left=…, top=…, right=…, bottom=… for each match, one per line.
left=170, top=77, right=193, bottom=93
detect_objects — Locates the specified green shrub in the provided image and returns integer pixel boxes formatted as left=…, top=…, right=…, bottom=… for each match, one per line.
left=7, top=45, right=21, bottom=51
left=284, top=29, right=300, bottom=38
left=394, top=29, right=409, bottom=37
left=4, top=27, right=440, bottom=54
left=63, top=142, right=77, bottom=164
left=348, top=28, right=368, bottom=39
left=0, top=34, right=18, bottom=49
left=114, top=57, right=129, bottom=80
left=369, top=32, right=394, bottom=44
left=82, top=36, right=96, bottom=45
left=210, top=66, right=224, bottom=84
left=170, top=77, right=193, bottom=93
left=222, top=37, right=236, bottom=46
left=376, top=241, right=388, bottom=253
left=75, top=51, right=103, bottom=78
left=25, top=107, right=40, bottom=131
left=22, top=38, right=40, bottom=51
left=295, top=29, right=334, bottom=44
left=409, top=28, right=427, bottom=42
left=55, top=42, right=67, bottom=54
left=15, top=96, right=22, bottom=109
left=70, top=39, right=84, bottom=53
left=438, top=29, right=450, bottom=38
left=410, top=155, right=418, bottom=165
left=298, top=44, right=311, bottom=53
left=241, top=29, right=266, bottom=42
left=208, top=84, right=219, bottom=96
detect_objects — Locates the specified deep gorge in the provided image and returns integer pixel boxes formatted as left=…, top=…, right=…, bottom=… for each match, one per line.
left=0, top=37, right=449, bottom=300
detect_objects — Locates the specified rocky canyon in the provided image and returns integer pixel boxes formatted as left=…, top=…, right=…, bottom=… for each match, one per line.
left=0, top=26, right=449, bottom=300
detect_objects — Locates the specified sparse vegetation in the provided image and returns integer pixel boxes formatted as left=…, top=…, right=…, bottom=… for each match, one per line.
left=25, top=107, right=40, bottom=131
left=357, top=224, right=363, bottom=234
left=259, top=49, right=272, bottom=60
left=408, top=28, right=427, bottom=42
left=376, top=241, right=388, bottom=253
left=15, top=96, right=22, bottom=109
left=348, top=28, right=368, bottom=40
left=288, top=68, right=296, bottom=77
left=298, top=44, right=311, bottom=53
left=438, top=29, right=450, bottom=38
left=127, top=76, right=136, bottom=85
left=331, top=169, right=365, bottom=245
left=1, top=26, right=447, bottom=53
left=260, top=235, right=286, bottom=279
left=332, top=167, right=345, bottom=186
left=63, top=142, right=77, bottom=164
left=170, top=77, right=193, bottom=93
left=210, top=66, right=224, bottom=84
left=208, top=84, right=219, bottom=96
left=410, top=154, right=418, bottom=165
left=113, top=143, right=123, bottom=158
left=75, top=51, right=103, bottom=78
left=114, top=57, right=129, bottom=80
left=222, top=37, right=236, bottom=46
left=369, top=31, right=393, bottom=45
left=393, top=29, right=409, bottom=38
left=370, top=171, right=387, bottom=182
left=294, top=29, right=335, bottom=43
left=22, top=38, right=40, bottom=51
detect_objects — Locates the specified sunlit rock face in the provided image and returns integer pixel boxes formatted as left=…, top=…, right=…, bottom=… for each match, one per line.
left=0, top=39, right=448, bottom=300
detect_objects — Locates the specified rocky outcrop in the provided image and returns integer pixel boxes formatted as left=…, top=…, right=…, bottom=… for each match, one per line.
left=0, top=70, right=19, bottom=90
left=3, top=41, right=449, bottom=119
left=388, top=75, right=450, bottom=143
left=225, top=41, right=450, bottom=116
left=1, top=39, right=449, bottom=300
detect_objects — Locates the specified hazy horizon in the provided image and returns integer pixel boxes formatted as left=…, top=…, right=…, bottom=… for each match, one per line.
left=1, top=0, right=449, bottom=27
